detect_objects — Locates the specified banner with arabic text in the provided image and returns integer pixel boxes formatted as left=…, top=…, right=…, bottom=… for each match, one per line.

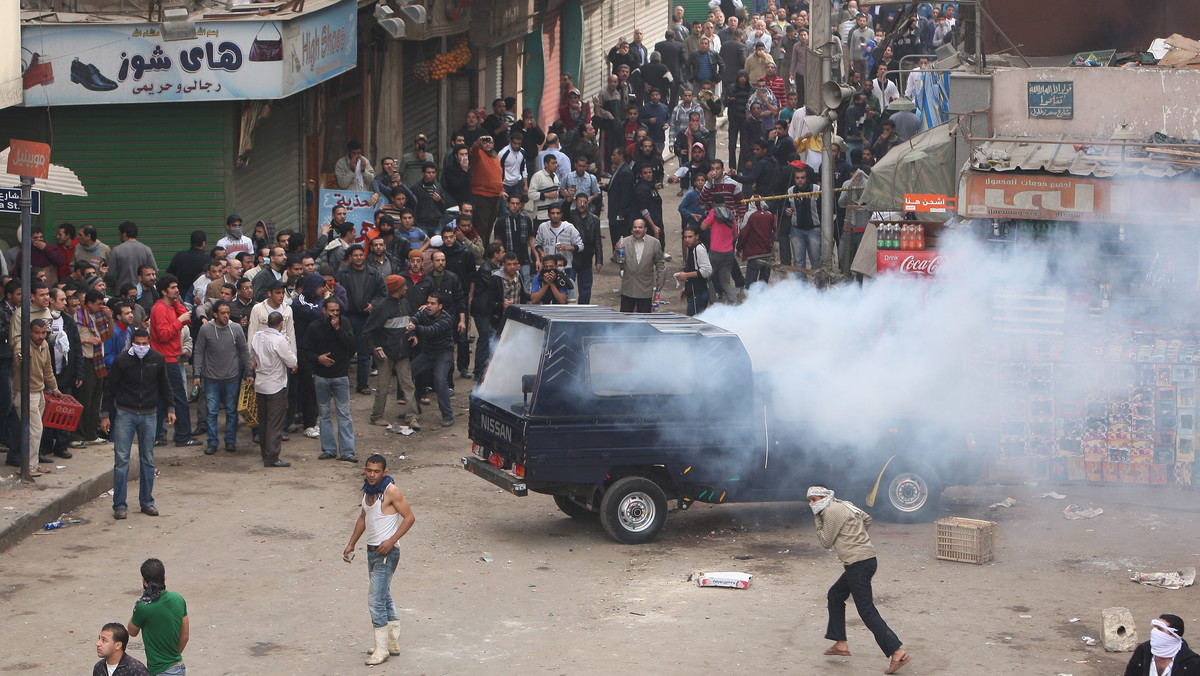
left=20, top=0, right=355, bottom=106
left=317, top=189, right=381, bottom=245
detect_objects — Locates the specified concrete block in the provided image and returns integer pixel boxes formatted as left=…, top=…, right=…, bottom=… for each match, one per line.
left=1102, top=607, right=1138, bottom=652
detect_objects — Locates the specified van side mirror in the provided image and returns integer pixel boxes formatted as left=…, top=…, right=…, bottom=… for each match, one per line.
left=521, top=374, right=535, bottom=395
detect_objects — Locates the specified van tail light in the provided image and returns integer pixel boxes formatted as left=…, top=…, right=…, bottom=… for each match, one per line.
left=513, top=463, right=525, bottom=478
left=488, top=453, right=504, bottom=468
left=472, top=443, right=485, bottom=458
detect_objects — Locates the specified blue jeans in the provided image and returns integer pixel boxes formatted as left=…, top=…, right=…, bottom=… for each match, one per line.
left=472, top=316, right=492, bottom=377
left=790, top=228, right=821, bottom=273
left=411, top=349, right=453, bottom=420
left=367, top=546, right=401, bottom=627
left=112, top=409, right=157, bottom=511
left=576, top=265, right=594, bottom=304
left=347, top=314, right=370, bottom=390
left=204, top=378, right=240, bottom=448
left=314, top=375, right=355, bottom=458
left=157, top=362, right=191, bottom=443
left=160, top=663, right=186, bottom=675
left=686, top=291, right=710, bottom=316
left=0, top=364, right=16, bottom=463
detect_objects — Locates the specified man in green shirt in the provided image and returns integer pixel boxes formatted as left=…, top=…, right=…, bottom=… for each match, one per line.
left=127, top=558, right=189, bottom=675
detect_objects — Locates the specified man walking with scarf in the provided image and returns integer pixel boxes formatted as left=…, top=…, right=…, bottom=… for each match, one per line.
left=344, top=453, right=416, bottom=666
left=127, top=558, right=188, bottom=675
left=808, top=485, right=910, bottom=674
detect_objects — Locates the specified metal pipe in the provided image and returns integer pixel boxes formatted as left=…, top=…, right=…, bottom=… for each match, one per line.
left=18, top=177, right=31, bottom=483
left=965, top=135, right=1200, bottom=150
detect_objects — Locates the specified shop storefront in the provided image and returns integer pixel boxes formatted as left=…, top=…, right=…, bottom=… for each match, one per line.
left=957, top=161, right=1200, bottom=487
left=6, top=0, right=355, bottom=263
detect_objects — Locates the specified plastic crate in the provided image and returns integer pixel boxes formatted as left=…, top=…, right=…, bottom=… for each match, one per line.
left=935, top=517, right=996, bottom=564
left=237, top=381, right=258, bottom=428
left=43, top=392, right=83, bottom=431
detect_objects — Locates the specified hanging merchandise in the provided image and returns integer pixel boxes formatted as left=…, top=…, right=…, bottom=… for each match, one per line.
left=411, top=39, right=471, bottom=83
left=249, top=24, right=284, bottom=62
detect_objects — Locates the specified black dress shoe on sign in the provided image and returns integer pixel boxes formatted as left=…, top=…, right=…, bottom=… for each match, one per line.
left=70, top=59, right=118, bottom=92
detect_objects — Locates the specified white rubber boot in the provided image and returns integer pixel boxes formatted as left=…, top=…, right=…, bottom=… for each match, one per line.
left=365, top=626, right=389, bottom=666
left=387, top=620, right=402, bottom=656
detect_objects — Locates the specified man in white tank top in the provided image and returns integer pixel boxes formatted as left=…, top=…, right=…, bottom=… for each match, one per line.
left=343, top=454, right=416, bottom=666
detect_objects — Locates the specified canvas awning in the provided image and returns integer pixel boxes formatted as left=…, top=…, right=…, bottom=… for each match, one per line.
left=860, top=124, right=956, bottom=212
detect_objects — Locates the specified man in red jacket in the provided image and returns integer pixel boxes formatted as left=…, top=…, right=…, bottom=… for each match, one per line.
left=149, top=273, right=198, bottom=447
left=737, top=195, right=776, bottom=286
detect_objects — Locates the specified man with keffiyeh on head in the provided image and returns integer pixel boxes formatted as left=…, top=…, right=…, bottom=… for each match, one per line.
left=344, top=454, right=416, bottom=666
left=808, top=485, right=911, bottom=674
left=127, top=558, right=189, bottom=676
left=1124, top=614, right=1200, bottom=675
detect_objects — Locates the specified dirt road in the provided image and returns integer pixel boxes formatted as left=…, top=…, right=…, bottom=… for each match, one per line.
left=1, top=403, right=1192, bottom=676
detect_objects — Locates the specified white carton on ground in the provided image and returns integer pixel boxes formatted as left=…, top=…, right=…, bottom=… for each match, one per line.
left=695, top=572, right=753, bottom=589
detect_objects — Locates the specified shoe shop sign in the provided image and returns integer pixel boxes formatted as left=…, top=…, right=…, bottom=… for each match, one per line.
left=20, top=0, right=356, bottom=106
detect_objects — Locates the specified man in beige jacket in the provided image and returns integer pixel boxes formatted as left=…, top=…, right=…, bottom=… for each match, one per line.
left=809, top=485, right=911, bottom=674
left=14, top=318, right=60, bottom=477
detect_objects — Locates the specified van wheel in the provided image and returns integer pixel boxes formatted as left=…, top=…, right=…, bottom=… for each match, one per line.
left=554, top=495, right=598, bottom=520
left=600, top=477, right=668, bottom=544
left=880, top=461, right=942, bottom=523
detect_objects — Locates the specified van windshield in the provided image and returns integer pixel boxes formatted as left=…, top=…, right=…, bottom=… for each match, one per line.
left=476, top=322, right=546, bottom=410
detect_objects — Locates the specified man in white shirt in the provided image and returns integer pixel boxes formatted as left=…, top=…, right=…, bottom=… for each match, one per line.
left=498, top=131, right=529, bottom=198
left=248, top=306, right=296, bottom=468
left=533, top=204, right=584, bottom=293
left=216, top=215, right=255, bottom=261
left=528, top=156, right=564, bottom=226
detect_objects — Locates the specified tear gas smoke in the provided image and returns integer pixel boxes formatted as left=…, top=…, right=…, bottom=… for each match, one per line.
left=699, top=223, right=1200, bottom=455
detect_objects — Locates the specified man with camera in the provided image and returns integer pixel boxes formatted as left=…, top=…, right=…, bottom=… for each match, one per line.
left=533, top=204, right=584, bottom=301
left=530, top=254, right=571, bottom=305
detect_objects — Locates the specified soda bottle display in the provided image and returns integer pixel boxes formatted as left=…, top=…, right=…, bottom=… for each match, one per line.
left=916, top=224, right=926, bottom=251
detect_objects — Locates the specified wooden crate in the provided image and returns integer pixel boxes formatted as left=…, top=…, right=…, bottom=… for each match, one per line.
left=935, top=517, right=996, bottom=564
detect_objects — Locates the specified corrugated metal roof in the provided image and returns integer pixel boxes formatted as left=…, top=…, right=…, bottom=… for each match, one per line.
left=0, top=147, right=88, bottom=197
left=969, top=138, right=1200, bottom=179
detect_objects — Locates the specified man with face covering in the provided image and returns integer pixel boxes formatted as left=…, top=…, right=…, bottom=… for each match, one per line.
left=808, top=485, right=911, bottom=674
left=101, top=329, right=173, bottom=519
left=1124, top=614, right=1200, bottom=676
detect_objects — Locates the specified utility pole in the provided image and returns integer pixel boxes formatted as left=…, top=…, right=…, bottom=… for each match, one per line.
left=17, top=175, right=32, bottom=482
left=811, top=0, right=837, bottom=280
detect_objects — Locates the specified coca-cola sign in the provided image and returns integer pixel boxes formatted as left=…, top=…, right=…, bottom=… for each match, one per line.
left=877, top=251, right=945, bottom=277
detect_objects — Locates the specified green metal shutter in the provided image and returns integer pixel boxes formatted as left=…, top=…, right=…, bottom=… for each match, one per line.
left=43, top=103, right=234, bottom=269
left=681, top=0, right=710, bottom=23
left=233, top=99, right=303, bottom=232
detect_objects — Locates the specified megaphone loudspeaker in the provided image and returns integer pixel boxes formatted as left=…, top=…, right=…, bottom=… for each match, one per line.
left=822, top=81, right=855, bottom=110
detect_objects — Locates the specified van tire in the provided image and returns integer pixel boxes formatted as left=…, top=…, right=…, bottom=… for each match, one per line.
left=600, top=477, right=668, bottom=544
left=554, top=495, right=598, bottom=520
left=879, top=460, right=942, bottom=523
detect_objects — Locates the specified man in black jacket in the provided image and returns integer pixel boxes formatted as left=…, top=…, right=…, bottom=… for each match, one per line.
left=412, top=163, right=456, bottom=237
left=100, top=329, right=173, bottom=520
left=1125, top=614, right=1200, bottom=676
left=437, top=224, right=477, bottom=379
left=468, top=244, right=505, bottom=379
left=335, top=244, right=388, bottom=394
left=488, top=253, right=530, bottom=334
left=93, top=622, right=150, bottom=676
left=301, top=298, right=358, bottom=462
left=408, top=291, right=455, bottom=427
left=413, top=250, right=468, bottom=392
left=365, top=275, right=419, bottom=429
left=566, top=193, right=604, bottom=304
left=605, top=148, right=636, bottom=255
left=494, top=195, right=536, bottom=290
left=654, top=30, right=686, bottom=108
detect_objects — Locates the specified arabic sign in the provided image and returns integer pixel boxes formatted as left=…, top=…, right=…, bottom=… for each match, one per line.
left=903, top=193, right=956, bottom=213
left=317, top=190, right=380, bottom=244
left=1027, top=81, right=1073, bottom=119
left=7, top=139, right=51, bottom=179
left=960, top=171, right=1200, bottom=226
left=20, top=0, right=355, bottom=106
left=0, top=188, right=42, bottom=214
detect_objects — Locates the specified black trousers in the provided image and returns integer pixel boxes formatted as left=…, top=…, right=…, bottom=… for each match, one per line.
left=826, top=557, right=902, bottom=657
left=620, top=295, right=652, bottom=313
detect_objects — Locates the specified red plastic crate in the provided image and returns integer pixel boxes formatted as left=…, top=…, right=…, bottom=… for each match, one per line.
left=43, top=392, right=83, bottom=431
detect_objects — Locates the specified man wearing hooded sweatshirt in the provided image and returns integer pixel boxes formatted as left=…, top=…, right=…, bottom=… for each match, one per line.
left=365, top=275, right=419, bottom=429
left=808, top=485, right=911, bottom=675
left=193, top=300, right=253, bottom=455
left=337, top=244, right=388, bottom=394
left=302, top=297, right=358, bottom=462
